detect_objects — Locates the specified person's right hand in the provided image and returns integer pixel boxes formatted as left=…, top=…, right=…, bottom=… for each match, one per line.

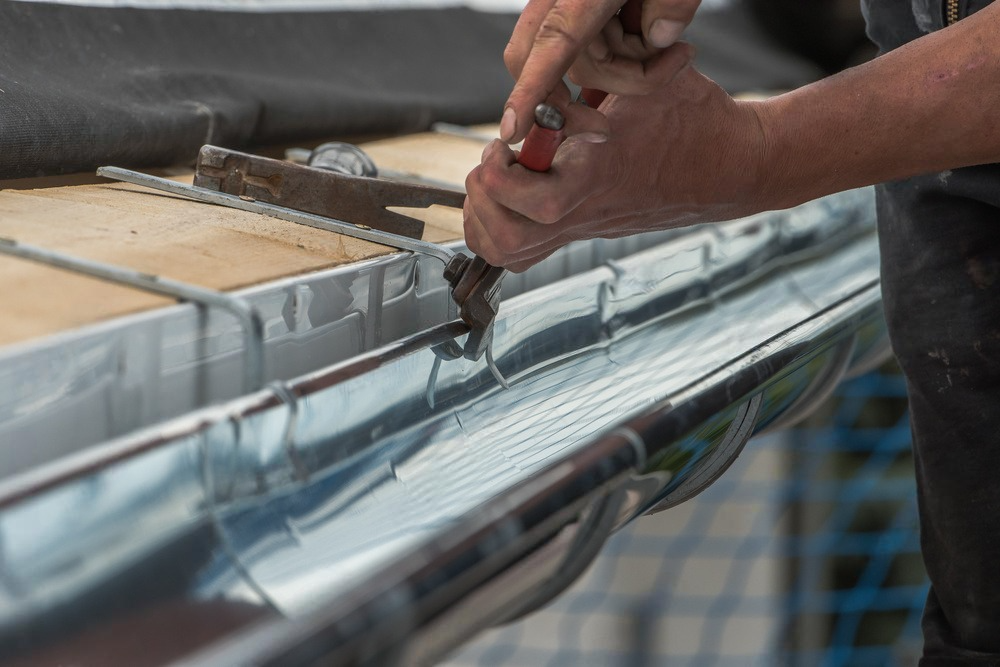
left=501, top=0, right=702, bottom=143
left=466, top=65, right=772, bottom=272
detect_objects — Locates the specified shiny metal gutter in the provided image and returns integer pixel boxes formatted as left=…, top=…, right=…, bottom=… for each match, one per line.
left=0, top=189, right=886, bottom=666
left=0, top=228, right=681, bottom=481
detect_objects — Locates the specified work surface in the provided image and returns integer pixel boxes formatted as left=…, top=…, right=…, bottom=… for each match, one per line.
left=0, top=129, right=493, bottom=347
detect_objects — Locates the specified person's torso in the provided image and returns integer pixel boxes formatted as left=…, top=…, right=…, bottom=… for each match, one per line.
left=862, top=0, right=996, bottom=51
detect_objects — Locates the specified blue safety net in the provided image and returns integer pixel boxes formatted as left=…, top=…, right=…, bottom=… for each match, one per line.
left=446, top=363, right=925, bottom=666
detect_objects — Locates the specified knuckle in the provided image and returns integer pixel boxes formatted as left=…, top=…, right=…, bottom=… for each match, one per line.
left=586, top=45, right=613, bottom=67
left=566, top=62, right=593, bottom=88
left=503, top=41, right=520, bottom=74
left=536, top=8, right=582, bottom=50
left=534, top=197, right=566, bottom=225
left=465, top=232, right=482, bottom=256
left=483, top=247, right=508, bottom=267
left=462, top=210, right=481, bottom=244
left=635, top=78, right=656, bottom=94
left=478, top=164, right=506, bottom=197
left=493, top=228, right=525, bottom=256
left=464, top=166, right=479, bottom=193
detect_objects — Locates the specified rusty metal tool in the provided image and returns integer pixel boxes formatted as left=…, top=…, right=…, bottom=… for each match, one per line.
left=193, top=145, right=464, bottom=240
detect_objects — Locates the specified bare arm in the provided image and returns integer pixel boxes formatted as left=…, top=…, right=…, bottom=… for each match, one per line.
left=501, top=0, right=700, bottom=142
left=465, top=4, right=1000, bottom=271
left=758, top=5, right=1000, bottom=209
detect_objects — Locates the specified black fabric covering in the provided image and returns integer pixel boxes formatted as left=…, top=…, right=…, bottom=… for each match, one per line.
left=0, top=3, right=517, bottom=178
left=0, top=2, right=821, bottom=180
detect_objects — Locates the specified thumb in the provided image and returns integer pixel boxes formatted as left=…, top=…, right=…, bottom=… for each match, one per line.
left=642, top=0, right=701, bottom=48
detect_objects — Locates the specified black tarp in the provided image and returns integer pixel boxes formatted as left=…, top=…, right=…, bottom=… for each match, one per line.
left=0, top=1, right=821, bottom=180
left=0, top=2, right=518, bottom=178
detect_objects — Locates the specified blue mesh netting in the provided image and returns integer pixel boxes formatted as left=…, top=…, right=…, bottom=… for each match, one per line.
left=445, top=364, right=925, bottom=666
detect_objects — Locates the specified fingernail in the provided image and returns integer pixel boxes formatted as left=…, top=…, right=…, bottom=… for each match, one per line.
left=500, top=107, right=517, bottom=142
left=575, top=131, right=608, bottom=144
left=649, top=19, right=685, bottom=48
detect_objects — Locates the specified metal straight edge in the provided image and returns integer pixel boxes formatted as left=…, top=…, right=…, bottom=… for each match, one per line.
left=95, top=167, right=456, bottom=266
left=0, top=237, right=265, bottom=393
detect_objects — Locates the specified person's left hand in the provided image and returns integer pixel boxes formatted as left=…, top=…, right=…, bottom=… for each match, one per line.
left=464, top=66, right=772, bottom=272
left=502, top=0, right=702, bottom=143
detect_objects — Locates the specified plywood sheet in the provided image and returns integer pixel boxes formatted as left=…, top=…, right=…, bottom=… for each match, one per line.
left=0, top=128, right=496, bottom=347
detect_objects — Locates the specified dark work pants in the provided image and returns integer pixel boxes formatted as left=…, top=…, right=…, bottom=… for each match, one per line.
left=863, top=1, right=1000, bottom=662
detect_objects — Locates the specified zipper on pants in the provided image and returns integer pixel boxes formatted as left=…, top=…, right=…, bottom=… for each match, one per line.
left=945, top=0, right=960, bottom=25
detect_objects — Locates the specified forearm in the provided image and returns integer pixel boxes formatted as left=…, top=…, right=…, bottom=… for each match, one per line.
left=755, top=3, right=1000, bottom=210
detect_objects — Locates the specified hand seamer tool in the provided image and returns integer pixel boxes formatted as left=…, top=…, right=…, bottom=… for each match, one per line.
left=97, top=108, right=564, bottom=375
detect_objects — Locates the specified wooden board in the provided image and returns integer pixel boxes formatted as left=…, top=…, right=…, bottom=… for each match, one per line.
left=0, top=127, right=500, bottom=347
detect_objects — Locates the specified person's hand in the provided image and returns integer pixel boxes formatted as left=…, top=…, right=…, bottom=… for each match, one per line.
left=501, top=0, right=702, bottom=143
left=465, top=66, right=771, bottom=272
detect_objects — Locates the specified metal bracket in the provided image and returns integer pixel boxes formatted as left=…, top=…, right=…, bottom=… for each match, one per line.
left=0, top=238, right=265, bottom=393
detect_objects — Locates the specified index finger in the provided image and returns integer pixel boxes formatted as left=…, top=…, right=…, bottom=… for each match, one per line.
left=503, top=0, right=556, bottom=81
left=502, top=0, right=623, bottom=143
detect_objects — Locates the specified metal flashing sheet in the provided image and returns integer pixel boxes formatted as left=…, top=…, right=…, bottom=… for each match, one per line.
left=0, top=188, right=886, bottom=666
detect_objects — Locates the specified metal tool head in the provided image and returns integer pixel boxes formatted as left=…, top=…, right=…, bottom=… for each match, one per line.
left=194, top=145, right=466, bottom=240
left=445, top=253, right=506, bottom=361
left=307, top=142, right=379, bottom=177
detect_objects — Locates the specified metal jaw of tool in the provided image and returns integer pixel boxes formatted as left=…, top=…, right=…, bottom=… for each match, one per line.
left=444, top=254, right=505, bottom=361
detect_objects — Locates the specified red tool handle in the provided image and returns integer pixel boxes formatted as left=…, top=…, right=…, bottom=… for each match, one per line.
left=518, top=103, right=565, bottom=172
left=580, top=0, right=644, bottom=108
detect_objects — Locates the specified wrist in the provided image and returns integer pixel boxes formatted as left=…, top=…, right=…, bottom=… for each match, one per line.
left=732, top=99, right=792, bottom=217
left=749, top=86, right=864, bottom=214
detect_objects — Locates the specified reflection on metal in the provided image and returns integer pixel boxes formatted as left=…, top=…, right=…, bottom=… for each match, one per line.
left=0, top=188, right=888, bottom=666
left=0, top=226, right=677, bottom=480
left=647, top=392, right=763, bottom=514
left=760, top=337, right=856, bottom=435
left=430, top=122, right=497, bottom=143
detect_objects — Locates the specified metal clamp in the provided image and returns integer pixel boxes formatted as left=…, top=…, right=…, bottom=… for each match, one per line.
left=268, top=380, right=309, bottom=483
left=0, top=237, right=265, bottom=393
